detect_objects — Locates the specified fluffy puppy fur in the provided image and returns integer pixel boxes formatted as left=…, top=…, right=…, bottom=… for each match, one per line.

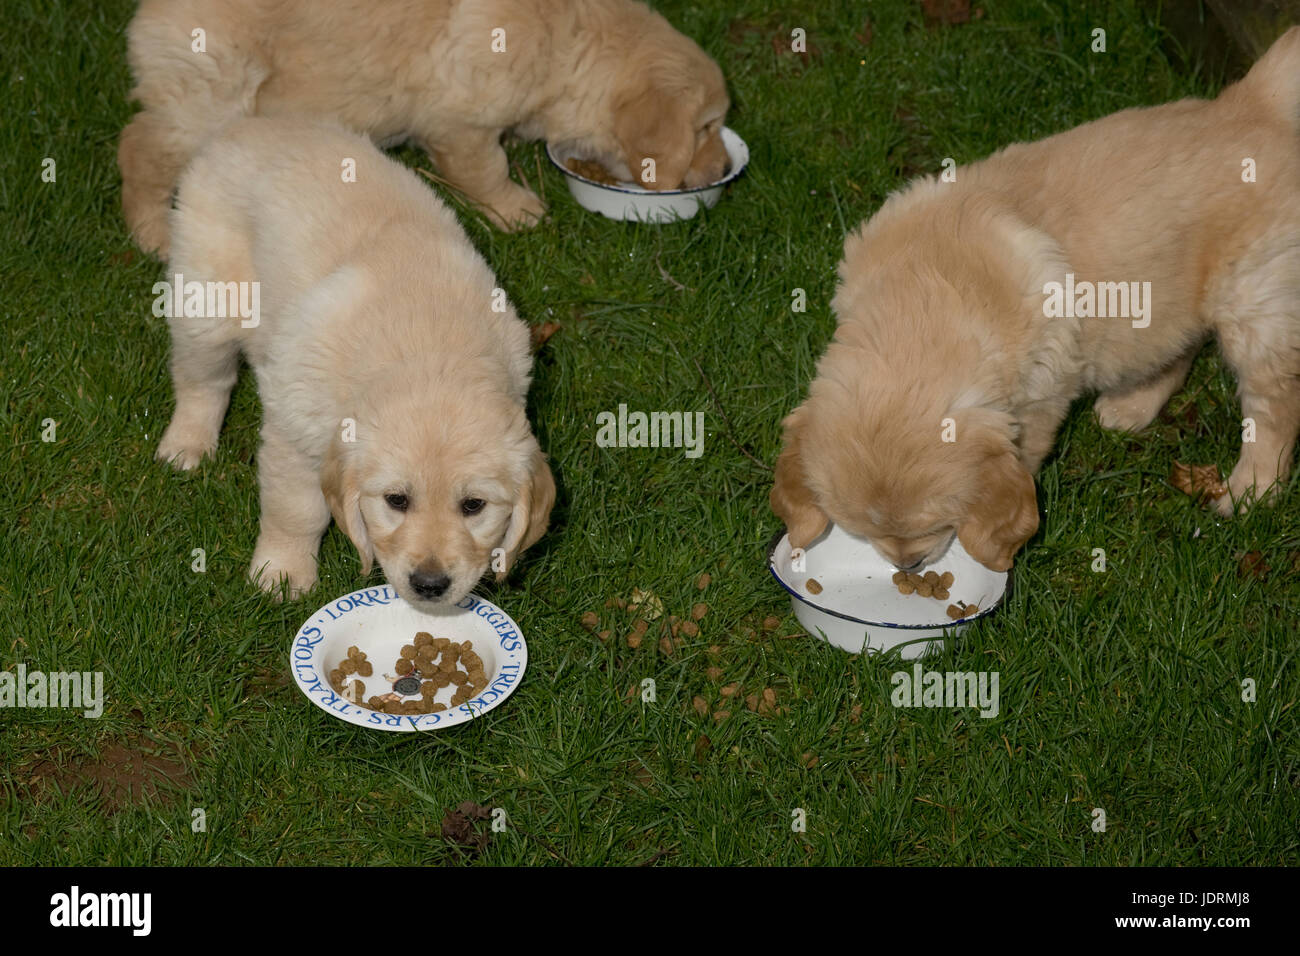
left=158, top=117, right=555, bottom=608
left=120, top=0, right=730, bottom=257
left=773, top=28, right=1300, bottom=572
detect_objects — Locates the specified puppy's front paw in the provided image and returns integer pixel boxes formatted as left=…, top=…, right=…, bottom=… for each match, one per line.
left=1094, top=392, right=1161, bottom=433
left=248, top=548, right=318, bottom=601
left=156, top=422, right=216, bottom=471
left=483, top=184, right=546, bottom=231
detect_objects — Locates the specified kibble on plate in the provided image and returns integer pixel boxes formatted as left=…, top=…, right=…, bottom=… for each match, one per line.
left=335, top=633, right=490, bottom=715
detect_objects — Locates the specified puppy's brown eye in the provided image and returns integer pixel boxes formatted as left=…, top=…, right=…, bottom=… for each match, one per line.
left=461, top=498, right=485, bottom=516
left=385, top=493, right=409, bottom=512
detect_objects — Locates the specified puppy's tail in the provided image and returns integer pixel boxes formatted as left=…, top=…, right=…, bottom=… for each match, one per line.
left=1237, top=26, right=1300, bottom=130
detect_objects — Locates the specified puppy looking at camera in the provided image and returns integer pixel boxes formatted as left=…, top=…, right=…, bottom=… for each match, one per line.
left=773, top=28, right=1300, bottom=573
left=156, top=117, right=555, bottom=607
left=120, top=0, right=731, bottom=257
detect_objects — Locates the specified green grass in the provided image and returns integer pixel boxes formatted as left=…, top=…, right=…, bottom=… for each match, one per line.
left=1, top=0, right=1297, bottom=865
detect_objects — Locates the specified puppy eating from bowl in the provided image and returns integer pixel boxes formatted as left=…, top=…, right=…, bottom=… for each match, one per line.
left=772, top=28, right=1300, bottom=572
left=119, top=0, right=730, bottom=257
left=155, top=117, right=555, bottom=608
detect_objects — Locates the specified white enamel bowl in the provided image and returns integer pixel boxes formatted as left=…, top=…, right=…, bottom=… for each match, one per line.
left=290, top=586, right=527, bottom=732
left=768, top=525, right=1008, bottom=660
left=546, top=127, right=749, bottom=223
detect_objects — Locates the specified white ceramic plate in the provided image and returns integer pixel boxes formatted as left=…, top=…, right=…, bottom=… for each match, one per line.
left=546, top=127, right=749, bottom=222
left=768, top=525, right=1009, bottom=659
left=290, top=586, right=527, bottom=732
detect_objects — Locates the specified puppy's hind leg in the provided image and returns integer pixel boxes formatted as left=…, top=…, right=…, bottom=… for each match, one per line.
left=119, top=109, right=202, bottom=261
left=1212, top=251, right=1300, bottom=515
left=1094, top=352, right=1196, bottom=432
left=156, top=333, right=240, bottom=470
left=248, top=429, right=332, bottom=601
left=157, top=189, right=255, bottom=470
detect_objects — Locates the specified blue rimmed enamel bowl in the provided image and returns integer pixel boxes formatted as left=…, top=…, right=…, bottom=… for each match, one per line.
left=768, top=525, right=1007, bottom=660
left=546, top=127, right=748, bottom=222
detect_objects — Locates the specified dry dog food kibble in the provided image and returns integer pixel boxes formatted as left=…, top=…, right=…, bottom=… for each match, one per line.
left=565, top=157, right=622, bottom=186
left=892, top=568, right=964, bottom=609
left=805, top=578, right=823, bottom=594
left=335, top=633, right=491, bottom=715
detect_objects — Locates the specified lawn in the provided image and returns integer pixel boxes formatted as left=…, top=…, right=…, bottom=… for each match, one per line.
left=1, top=0, right=1296, bottom=865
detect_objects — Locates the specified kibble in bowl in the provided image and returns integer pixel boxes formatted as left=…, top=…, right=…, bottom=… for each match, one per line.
left=291, top=586, right=527, bottom=732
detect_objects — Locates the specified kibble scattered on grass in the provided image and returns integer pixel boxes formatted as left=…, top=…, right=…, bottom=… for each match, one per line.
left=696, top=572, right=711, bottom=589
left=581, top=611, right=599, bottom=630
left=1237, top=551, right=1270, bottom=581
left=691, top=602, right=708, bottom=621
left=629, top=587, right=664, bottom=619
left=692, top=695, right=709, bottom=717
left=1170, top=460, right=1228, bottom=503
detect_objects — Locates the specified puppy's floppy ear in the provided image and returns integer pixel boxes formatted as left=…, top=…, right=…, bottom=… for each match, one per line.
left=497, top=443, right=556, bottom=580
left=614, top=84, right=695, bottom=191
left=770, top=405, right=829, bottom=550
left=321, top=437, right=374, bottom=576
left=957, top=448, right=1039, bottom=572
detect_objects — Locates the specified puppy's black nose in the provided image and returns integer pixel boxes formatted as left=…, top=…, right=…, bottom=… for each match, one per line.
left=897, top=559, right=925, bottom=573
left=409, top=570, right=451, bottom=599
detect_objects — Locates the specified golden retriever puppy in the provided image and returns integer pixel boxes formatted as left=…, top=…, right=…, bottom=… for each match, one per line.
left=120, top=0, right=730, bottom=257
left=156, top=117, right=555, bottom=607
left=773, top=28, right=1300, bottom=572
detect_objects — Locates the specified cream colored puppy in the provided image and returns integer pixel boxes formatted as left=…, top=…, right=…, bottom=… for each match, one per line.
left=773, top=29, right=1300, bottom=572
left=120, top=0, right=731, bottom=257
left=156, top=117, right=555, bottom=607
